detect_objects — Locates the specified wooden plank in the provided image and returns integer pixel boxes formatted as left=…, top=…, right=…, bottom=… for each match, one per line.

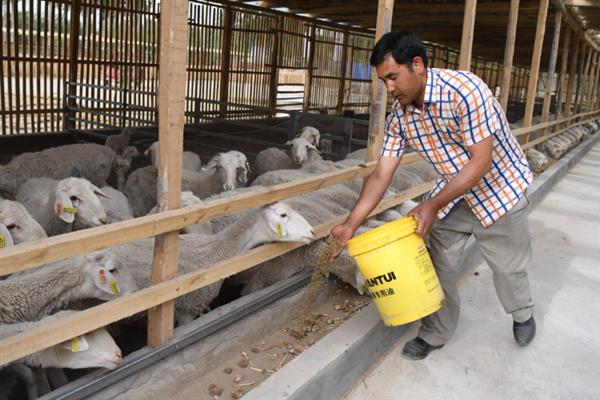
left=541, top=10, right=562, bottom=131
left=303, top=22, right=317, bottom=113
left=523, top=111, right=600, bottom=149
left=268, top=15, right=282, bottom=111
left=0, top=153, right=422, bottom=277
left=366, top=0, right=394, bottom=162
left=575, top=43, right=592, bottom=113
left=219, top=5, right=233, bottom=118
left=499, top=0, right=519, bottom=111
left=336, top=29, right=349, bottom=114
left=0, top=181, right=434, bottom=367
left=565, top=32, right=582, bottom=117
left=147, top=0, right=188, bottom=348
left=521, top=0, right=549, bottom=145
left=555, top=26, right=572, bottom=118
left=458, top=0, right=477, bottom=71
left=588, top=52, right=600, bottom=110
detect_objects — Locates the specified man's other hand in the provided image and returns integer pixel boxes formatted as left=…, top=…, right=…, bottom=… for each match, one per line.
left=329, top=223, right=356, bottom=260
left=407, top=199, right=439, bottom=236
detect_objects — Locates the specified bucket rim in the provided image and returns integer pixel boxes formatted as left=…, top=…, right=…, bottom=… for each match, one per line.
left=347, top=216, right=418, bottom=257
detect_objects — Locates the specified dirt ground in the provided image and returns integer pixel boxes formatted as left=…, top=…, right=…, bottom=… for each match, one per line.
left=172, top=277, right=372, bottom=400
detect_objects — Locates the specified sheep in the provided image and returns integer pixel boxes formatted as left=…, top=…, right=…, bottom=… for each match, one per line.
left=401, top=160, right=438, bottom=182
left=16, top=177, right=109, bottom=236
left=125, top=151, right=250, bottom=217
left=110, top=202, right=314, bottom=323
left=0, top=143, right=129, bottom=199
left=0, top=311, right=122, bottom=370
left=97, top=186, right=133, bottom=223
left=253, top=147, right=295, bottom=177
left=297, top=126, right=321, bottom=147
left=105, top=127, right=132, bottom=156
left=0, top=251, right=137, bottom=323
left=288, top=137, right=322, bottom=166
left=0, top=200, right=47, bottom=244
left=145, top=141, right=203, bottom=172
left=147, top=191, right=212, bottom=236
left=525, top=148, right=549, bottom=173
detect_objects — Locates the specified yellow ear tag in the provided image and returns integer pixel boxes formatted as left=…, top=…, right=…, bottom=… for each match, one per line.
left=71, top=336, right=79, bottom=352
left=110, top=279, right=120, bottom=295
left=0, top=235, right=4, bottom=249
left=275, top=223, right=283, bottom=237
left=63, top=206, right=78, bottom=214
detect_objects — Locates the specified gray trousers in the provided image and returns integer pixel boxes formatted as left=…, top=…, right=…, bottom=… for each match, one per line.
left=419, top=194, right=534, bottom=347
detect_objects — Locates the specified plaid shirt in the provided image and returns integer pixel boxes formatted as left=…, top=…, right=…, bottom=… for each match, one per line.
left=381, top=68, right=533, bottom=227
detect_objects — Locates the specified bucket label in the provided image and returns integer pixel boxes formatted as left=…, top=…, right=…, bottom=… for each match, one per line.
left=371, top=287, right=395, bottom=299
left=364, top=271, right=397, bottom=288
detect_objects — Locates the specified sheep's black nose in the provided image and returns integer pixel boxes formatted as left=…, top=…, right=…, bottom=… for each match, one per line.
left=99, top=218, right=108, bottom=225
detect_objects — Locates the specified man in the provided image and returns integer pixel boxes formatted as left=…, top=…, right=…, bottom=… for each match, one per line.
left=330, top=31, right=536, bottom=360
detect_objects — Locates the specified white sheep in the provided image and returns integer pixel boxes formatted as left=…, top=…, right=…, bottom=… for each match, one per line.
left=0, top=311, right=122, bottom=370
left=0, top=251, right=137, bottom=323
left=253, top=147, right=295, bottom=177
left=125, top=151, right=250, bottom=217
left=110, top=202, right=314, bottom=323
left=145, top=141, right=203, bottom=172
left=0, top=143, right=129, bottom=199
left=98, top=186, right=133, bottom=223
left=288, top=137, right=322, bottom=166
left=0, top=199, right=47, bottom=244
left=16, top=177, right=109, bottom=236
left=525, top=148, right=549, bottom=173
left=401, top=160, right=438, bottom=182
left=0, top=222, right=14, bottom=249
left=105, top=127, right=132, bottom=156
left=297, top=126, right=321, bottom=147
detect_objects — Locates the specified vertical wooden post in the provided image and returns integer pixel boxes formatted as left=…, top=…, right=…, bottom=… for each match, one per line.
left=574, top=43, right=591, bottom=113
left=581, top=49, right=595, bottom=110
left=268, top=15, right=282, bottom=111
left=521, top=0, right=549, bottom=144
left=565, top=32, right=581, bottom=117
left=219, top=5, right=233, bottom=118
left=587, top=52, right=600, bottom=110
left=336, top=30, right=350, bottom=115
left=147, top=0, right=187, bottom=348
left=365, top=0, right=394, bottom=162
left=459, top=0, right=477, bottom=71
left=555, top=26, right=571, bottom=118
left=303, top=22, right=317, bottom=113
left=66, top=0, right=81, bottom=131
left=541, top=10, right=562, bottom=126
left=499, top=0, right=519, bottom=111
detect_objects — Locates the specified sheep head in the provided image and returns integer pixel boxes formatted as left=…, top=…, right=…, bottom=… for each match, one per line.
left=297, top=126, right=321, bottom=148
left=82, top=251, right=138, bottom=301
left=262, top=202, right=315, bottom=245
left=286, top=137, right=320, bottom=165
left=0, top=200, right=47, bottom=244
left=54, top=177, right=109, bottom=227
left=205, top=151, right=250, bottom=191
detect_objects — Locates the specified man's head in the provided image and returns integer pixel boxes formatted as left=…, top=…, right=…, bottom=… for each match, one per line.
left=370, top=31, right=428, bottom=107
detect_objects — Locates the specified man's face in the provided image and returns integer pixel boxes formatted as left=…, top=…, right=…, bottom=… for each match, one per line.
left=376, top=55, right=426, bottom=107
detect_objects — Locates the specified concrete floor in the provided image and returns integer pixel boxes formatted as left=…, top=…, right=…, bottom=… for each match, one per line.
left=344, top=144, right=600, bottom=400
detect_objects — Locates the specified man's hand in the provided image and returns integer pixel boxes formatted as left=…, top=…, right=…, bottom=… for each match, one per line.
left=407, top=199, right=439, bottom=236
left=329, top=223, right=356, bottom=260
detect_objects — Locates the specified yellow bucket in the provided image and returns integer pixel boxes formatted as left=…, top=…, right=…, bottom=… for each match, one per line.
left=347, top=217, right=444, bottom=326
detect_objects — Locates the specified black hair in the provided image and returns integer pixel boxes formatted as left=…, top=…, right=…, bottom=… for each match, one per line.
left=369, top=31, right=429, bottom=70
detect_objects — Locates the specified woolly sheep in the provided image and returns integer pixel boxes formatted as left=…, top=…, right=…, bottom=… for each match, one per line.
left=525, top=148, right=549, bottom=173
left=297, top=126, right=321, bottom=147
left=0, top=143, right=128, bottom=199
left=288, top=137, right=322, bottom=166
left=105, top=127, right=132, bottom=156
left=145, top=141, right=203, bottom=172
left=401, top=160, right=438, bottom=182
left=123, top=165, right=157, bottom=217
left=110, top=202, right=314, bottom=323
left=253, top=147, right=295, bottom=177
left=0, top=311, right=122, bottom=370
left=98, top=186, right=133, bottom=223
left=0, top=200, right=47, bottom=244
left=0, top=251, right=137, bottom=323
left=16, top=177, right=109, bottom=236
left=0, top=222, right=14, bottom=249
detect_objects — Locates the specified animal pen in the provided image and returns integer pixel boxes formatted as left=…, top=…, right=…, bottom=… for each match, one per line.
left=1, top=0, right=600, bottom=398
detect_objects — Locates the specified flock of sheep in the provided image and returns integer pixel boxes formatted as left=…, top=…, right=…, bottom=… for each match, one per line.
left=0, top=117, right=597, bottom=397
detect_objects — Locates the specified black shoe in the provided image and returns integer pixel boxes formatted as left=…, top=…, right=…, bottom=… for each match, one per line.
left=402, top=337, right=444, bottom=360
left=513, top=316, right=536, bottom=346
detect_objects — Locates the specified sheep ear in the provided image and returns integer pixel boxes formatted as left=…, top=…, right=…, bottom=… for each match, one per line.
left=58, top=335, right=90, bottom=352
left=244, top=161, right=251, bottom=174
left=204, top=159, right=218, bottom=171
left=92, top=268, right=121, bottom=296
left=54, top=190, right=76, bottom=223
left=93, top=186, right=111, bottom=199
left=0, top=223, right=14, bottom=249
left=308, top=144, right=321, bottom=154
left=284, top=140, right=293, bottom=146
